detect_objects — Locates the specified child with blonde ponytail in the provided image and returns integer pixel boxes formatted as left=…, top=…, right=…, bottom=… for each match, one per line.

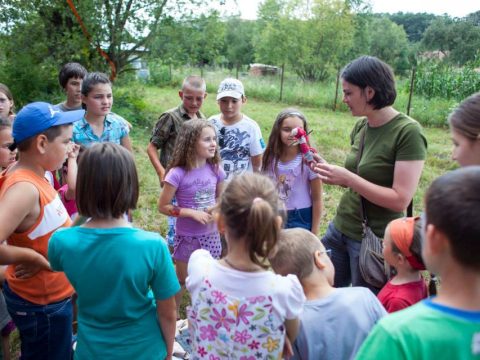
left=186, top=173, right=305, bottom=359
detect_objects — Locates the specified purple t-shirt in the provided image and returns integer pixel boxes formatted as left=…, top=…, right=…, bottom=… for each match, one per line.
left=165, top=164, right=225, bottom=236
left=266, top=153, right=319, bottom=210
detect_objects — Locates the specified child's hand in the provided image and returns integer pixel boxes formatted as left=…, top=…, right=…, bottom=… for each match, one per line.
left=67, top=142, right=80, bottom=159
left=191, top=210, right=213, bottom=225
left=283, top=336, right=294, bottom=359
left=14, top=252, right=51, bottom=279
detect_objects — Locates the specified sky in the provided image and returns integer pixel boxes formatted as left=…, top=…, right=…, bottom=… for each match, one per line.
left=232, top=0, right=479, bottom=19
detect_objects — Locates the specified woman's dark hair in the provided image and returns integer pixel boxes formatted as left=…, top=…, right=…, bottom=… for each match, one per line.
left=425, top=166, right=480, bottom=272
left=81, top=72, right=111, bottom=96
left=341, top=55, right=397, bottom=109
left=58, top=62, right=88, bottom=89
left=76, top=143, right=138, bottom=218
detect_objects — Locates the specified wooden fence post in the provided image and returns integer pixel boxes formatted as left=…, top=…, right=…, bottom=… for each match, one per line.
left=407, top=66, right=416, bottom=116
left=333, top=68, right=340, bottom=111
left=279, top=63, right=285, bottom=102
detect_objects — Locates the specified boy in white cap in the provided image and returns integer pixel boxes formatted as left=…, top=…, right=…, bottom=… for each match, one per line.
left=0, top=102, right=84, bottom=359
left=209, top=78, right=265, bottom=181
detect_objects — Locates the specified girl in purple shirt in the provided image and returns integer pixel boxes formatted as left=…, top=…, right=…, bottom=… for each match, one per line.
left=158, top=119, right=225, bottom=316
left=263, top=108, right=323, bottom=234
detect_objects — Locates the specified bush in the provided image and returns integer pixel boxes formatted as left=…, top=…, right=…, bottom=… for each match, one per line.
left=113, top=84, right=150, bottom=127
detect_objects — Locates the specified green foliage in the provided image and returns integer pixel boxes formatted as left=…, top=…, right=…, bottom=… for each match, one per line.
left=413, top=61, right=480, bottom=101
left=149, top=16, right=190, bottom=67
left=224, top=17, right=256, bottom=69
left=388, top=12, right=437, bottom=43
left=185, top=11, right=226, bottom=67
left=367, top=17, right=410, bottom=75
left=422, top=16, right=480, bottom=65
left=147, top=61, right=178, bottom=87
left=113, top=83, right=151, bottom=127
left=255, top=0, right=354, bottom=81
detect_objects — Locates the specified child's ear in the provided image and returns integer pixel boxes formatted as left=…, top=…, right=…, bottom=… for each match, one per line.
left=215, top=212, right=225, bottom=235
left=425, top=224, right=449, bottom=256
left=313, top=250, right=327, bottom=270
left=242, top=96, right=247, bottom=104
left=36, top=134, right=49, bottom=155
left=178, top=90, right=184, bottom=100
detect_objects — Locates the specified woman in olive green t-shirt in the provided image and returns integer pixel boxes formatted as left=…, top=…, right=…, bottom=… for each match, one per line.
left=313, top=56, right=427, bottom=292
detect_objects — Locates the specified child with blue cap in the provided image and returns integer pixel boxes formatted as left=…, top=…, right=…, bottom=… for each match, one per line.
left=0, top=102, right=83, bottom=360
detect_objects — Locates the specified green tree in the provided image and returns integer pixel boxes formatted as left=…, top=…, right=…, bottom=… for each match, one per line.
left=185, top=11, right=226, bottom=68
left=368, top=17, right=410, bottom=75
left=255, top=0, right=354, bottom=82
left=224, top=17, right=256, bottom=75
left=388, top=12, right=437, bottom=43
left=0, top=0, right=207, bottom=78
left=422, top=16, right=480, bottom=65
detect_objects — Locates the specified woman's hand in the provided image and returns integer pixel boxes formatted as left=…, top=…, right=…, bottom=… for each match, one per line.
left=312, top=162, right=352, bottom=187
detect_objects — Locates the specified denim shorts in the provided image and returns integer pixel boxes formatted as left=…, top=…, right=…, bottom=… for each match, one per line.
left=3, top=282, right=73, bottom=360
left=286, top=207, right=312, bottom=230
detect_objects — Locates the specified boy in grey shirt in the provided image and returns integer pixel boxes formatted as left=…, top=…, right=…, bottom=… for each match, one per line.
left=270, top=228, right=386, bottom=360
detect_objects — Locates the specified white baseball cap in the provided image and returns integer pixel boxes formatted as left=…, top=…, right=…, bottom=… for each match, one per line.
left=216, top=78, right=245, bottom=100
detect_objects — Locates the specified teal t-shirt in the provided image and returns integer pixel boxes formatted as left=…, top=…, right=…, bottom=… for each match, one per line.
left=334, top=114, right=427, bottom=240
left=356, top=299, right=480, bottom=360
left=48, top=227, right=180, bottom=360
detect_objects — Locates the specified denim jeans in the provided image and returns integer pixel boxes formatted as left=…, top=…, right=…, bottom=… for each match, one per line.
left=321, top=222, right=380, bottom=294
left=286, top=207, right=312, bottom=231
left=3, top=282, right=73, bottom=360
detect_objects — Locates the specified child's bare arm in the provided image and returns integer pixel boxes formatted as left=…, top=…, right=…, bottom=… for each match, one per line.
left=284, top=318, right=300, bottom=345
left=310, top=178, right=323, bottom=235
left=251, top=154, right=263, bottom=172
left=147, top=143, right=166, bottom=187
left=158, top=183, right=213, bottom=224
left=121, top=135, right=133, bottom=153
left=0, top=182, right=50, bottom=270
left=65, top=143, right=80, bottom=200
left=156, top=297, right=177, bottom=360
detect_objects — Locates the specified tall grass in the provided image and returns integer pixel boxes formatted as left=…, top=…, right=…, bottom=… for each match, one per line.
left=145, top=65, right=466, bottom=128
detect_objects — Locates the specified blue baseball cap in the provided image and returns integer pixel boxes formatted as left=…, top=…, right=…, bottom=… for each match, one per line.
left=11, top=102, right=84, bottom=150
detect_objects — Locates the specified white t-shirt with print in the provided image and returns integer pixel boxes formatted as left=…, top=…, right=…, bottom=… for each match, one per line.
left=209, top=114, right=265, bottom=181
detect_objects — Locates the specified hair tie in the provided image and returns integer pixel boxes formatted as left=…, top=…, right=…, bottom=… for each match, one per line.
left=389, top=216, right=425, bottom=270
left=252, top=197, right=263, bottom=204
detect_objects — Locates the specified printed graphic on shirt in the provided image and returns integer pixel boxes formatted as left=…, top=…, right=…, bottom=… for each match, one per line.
left=29, top=196, right=69, bottom=240
left=218, top=127, right=251, bottom=180
left=188, top=278, right=286, bottom=359
left=195, top=187, right=214, bottom=212
left=277, top=173, right=294, bottom=201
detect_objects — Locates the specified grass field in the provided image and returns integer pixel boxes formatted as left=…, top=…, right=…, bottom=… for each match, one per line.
left=125, top=84, right=456, bottom=237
